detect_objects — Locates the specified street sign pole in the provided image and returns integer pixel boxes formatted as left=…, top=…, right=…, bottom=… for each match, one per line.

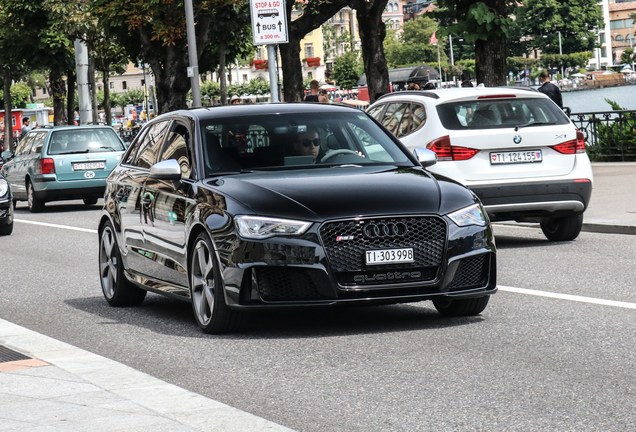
left=250, top=0, right=288, bottom=102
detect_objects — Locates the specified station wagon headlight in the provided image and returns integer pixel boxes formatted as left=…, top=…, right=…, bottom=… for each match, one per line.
left=448, top=203, right=488, bottom=227
left=0, top=179, right=8, bottom=197
left=235, top=215, right=312, bottom=239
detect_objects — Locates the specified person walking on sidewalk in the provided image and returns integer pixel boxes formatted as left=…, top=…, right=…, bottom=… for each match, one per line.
left=538, top=70, right=563, bottom=109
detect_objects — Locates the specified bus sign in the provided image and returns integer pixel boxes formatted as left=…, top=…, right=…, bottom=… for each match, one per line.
left=250, top=0, right=288, bottom=45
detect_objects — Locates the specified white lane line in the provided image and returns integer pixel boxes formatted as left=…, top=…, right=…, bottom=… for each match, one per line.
left=499, top=285, right=636, bottom=310
left=15, top=219, right=98, bottom=234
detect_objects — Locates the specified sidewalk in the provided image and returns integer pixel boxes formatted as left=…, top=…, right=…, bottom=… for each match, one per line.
left=0, top=318, right=295, bottom=432
left=0, top=162, right=633, bottom=432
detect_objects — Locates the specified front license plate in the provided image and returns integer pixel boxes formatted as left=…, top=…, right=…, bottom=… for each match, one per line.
left=490, top=150, right=542, bottom=165
left=73, top=162, right=105, bottom=170
left=366, top=248, right=414, bottom=265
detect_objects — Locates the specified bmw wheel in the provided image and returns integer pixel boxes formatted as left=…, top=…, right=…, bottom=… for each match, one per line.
left=99, top=221, right=146, bottom=306
left=27, top=182, right=44, bottom=213
left=190, top=232, right=242, bottom=334
left=540, top=214, right=583, bottom=242
left=433, top=296, right=490, bottom=316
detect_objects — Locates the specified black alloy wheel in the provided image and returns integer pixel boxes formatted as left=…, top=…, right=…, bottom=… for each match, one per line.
left=99, top=221, right=147, bottom=306
left=189, top=232, right=242, bottom=334
left=540, top=214, right=583, bottom=242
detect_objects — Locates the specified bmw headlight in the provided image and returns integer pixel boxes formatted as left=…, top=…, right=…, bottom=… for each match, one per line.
left=235, top=215, right=312, bottom=239
left=0, top=179, right=8, bottom=198
left=448, top=203, right=488, bottom=227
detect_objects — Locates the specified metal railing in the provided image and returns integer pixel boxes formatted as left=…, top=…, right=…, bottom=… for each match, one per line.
left=569, top=109, right=636, bottom=162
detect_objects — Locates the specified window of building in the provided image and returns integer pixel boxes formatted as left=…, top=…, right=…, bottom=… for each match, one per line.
left=308, top=72, right=313, bottom=79
left=122, top=81, right=127, bottom=90
left=141, top=79, right=145, bottom=86
left=42, top=87, right=47, bottom=95
left=610, top=19, right=635, bottom=30
left=305, top=43, right=314, bottom=59
left=601, top=47, right=607, bottom=58
left=243, top=74, right=248, bottom=83
left=600, top=33, right=605, bottom=43
left=617, top=35, right=625, bottom=42
left=32, top=89, right=37, bottom=97
left=110, top=82, right=114, bottom=89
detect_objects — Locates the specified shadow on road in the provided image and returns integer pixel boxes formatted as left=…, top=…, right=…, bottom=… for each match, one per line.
left=65, top=294, right=485, bottom=340
left=14, top=202, right=102, bottom=214
left=493, top=234, right=551, bottom=250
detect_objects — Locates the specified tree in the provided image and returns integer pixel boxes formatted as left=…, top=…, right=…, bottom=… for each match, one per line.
left=515, top=0, right=603, bottom=55
left=384, top=16, right=447, bottom=68
left=621, top=48, right=635, bottom=67
left=433, top=0, right=516, bottom=86
left=347, top=0, right=391, bottom=102
left=0, top=82, right=32, bottom=108
left=278, top=0, right=349, bottom=102
left=92, top=0, right=229, bottom=113
left=331, top=51, right=363, bottom=89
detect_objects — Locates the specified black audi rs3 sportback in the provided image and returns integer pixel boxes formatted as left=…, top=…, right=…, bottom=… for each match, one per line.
left=98, top=103, right=496, bottom=333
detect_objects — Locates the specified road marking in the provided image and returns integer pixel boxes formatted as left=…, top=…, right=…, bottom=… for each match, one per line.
left=15, top=219, right=98, bottom=234
left=499, top=285, right=636, bottom=310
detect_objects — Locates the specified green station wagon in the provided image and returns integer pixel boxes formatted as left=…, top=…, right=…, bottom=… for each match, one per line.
left=1, top=125, right=126, bottom=212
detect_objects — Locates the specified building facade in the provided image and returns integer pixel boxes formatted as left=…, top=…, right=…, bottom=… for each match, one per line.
left=608, top=0, right=636, bottom=65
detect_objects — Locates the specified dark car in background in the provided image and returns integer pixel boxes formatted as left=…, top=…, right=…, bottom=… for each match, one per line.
left=1, top=125, right=126, bottom=212
left=98, top=103, right=497, bottom=334
left=0, top=172, right=13, bottom=235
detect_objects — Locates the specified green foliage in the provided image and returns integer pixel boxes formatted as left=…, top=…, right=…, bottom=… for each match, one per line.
left=621, top=48, right=635, bottom=66
left=585, top=99, right=636, bottom=161
left=384, top=16, right=447, bottom=67
left=0, top=82, right=34, bottom=108
left=513, top=0, right=602, bottom=55
left=507, top=57, right=538, bottom=74
left=119, top=89, right=145, bottom=107
left=322, top=23, right=355, bottom=60
left=433, top=1, right=516, bottom=44
left=331, top=52, right=363, bottom=89
left=457, top=59, right=476, bottom=78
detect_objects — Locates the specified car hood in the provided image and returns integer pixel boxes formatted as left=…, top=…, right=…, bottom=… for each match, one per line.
left=204, top=166, right=477, bottom=221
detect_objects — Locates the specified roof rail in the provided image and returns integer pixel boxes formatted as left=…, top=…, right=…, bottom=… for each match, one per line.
left=377, top=90, right=440, bottom=101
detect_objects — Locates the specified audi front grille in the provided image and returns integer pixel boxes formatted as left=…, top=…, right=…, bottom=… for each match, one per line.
left=319, top=216, right=446, bottom=287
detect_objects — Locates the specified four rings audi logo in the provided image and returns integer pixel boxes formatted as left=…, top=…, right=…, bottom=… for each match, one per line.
left=363, top=222, right=408, bottom=238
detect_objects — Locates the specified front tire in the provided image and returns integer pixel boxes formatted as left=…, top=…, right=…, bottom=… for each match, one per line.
left=99, top=221, right=146, bottom=306
left=433, top=296, right=490, bottom=317
left=0, top=222, right=13, bottom=236
left=540, top=214, right=583, bottom=241
left=27, top=182, right=44, bottom=213
left=190, top=232, right=242, bottom=334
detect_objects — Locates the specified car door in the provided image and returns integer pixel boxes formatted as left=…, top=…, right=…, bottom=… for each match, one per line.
left=112, top=120, right=171, bottom=278
left=141, top=119, right=196, bottom=290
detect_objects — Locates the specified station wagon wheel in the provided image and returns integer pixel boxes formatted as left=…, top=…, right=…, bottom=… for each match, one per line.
left=190, top=232, right=242, bottom=334
left=27, top=181, right=44, bottom=213
left=99, top=221, right=146, bottom=306
left=84, top=197, right=98, bottom=206
left=433, top=296, right=490, bottom=316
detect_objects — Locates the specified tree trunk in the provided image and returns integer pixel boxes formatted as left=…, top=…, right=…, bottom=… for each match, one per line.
left=66, top=68, right=76, bottom=125
left=219, top=41, right=227, bottom=105
left=475, top=34, right=507, bottom=86
left=279, top=41, right=304, bottom=102
left=50, top=65, right=66, bottom=126
left=350, top=0, right=390, bottom=104
left=3, top=74, right=14, bottom=152
left=103, top=68, right=112, bottom=126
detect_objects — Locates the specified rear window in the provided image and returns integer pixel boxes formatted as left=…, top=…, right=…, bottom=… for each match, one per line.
left=436, top=97, right=570, bottom=130
left=48, top=129, right=125, bottom=155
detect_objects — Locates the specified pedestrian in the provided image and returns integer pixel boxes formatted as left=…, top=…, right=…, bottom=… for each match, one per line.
left=318, top=89, right=330, bottom=103
left=21, top=117, right=38, bottom=137
left=304, top=80, right=321, bottom=102
left=230, top=95, right=241, bottom=105
left=423, top=82, right=435, bottom=90
left=537, top=70, right=563, bottom=109
left=407, top=83, right=421, bottom=90
left=461, top=77, right=473, bottom=88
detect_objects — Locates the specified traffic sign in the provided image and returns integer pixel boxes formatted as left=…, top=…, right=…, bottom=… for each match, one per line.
left=250, top=0, right=288, bottom=45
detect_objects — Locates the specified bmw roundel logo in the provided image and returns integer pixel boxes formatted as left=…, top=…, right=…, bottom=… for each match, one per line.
left=513, top=135, right=522, bottom=144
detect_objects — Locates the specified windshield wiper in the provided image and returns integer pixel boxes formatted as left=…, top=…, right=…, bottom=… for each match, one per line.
left=56, top=149, right=90, bottom=155
left=514, top=122, right=556, bottom=131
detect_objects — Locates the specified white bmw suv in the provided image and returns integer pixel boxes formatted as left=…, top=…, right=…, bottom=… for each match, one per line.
left=367, top=87, right=593, bottom=241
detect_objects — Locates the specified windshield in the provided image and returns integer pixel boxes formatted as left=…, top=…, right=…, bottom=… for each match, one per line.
left=48, top=128, right=125, bottom=155
left=436, top=97, right=570, bottom=130
left=199, top=112, right=413, bottom=176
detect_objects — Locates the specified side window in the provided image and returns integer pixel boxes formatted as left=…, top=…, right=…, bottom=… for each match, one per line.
left=381, top=103, right=408, bottom=136
left=411, top=103, right=427, bottom=133
left=123, top=128, right=149, bottom=165
left=366, top=104, right=385, bottom=120
left=32, top=132, right=47, bottom=154
left=132, top=121, right=171, bottom=169
left=15, top=135, right=34, bottom=155
left=397, top=104, right=413, bottom=137
left=160, top=122, right=192, bottom=179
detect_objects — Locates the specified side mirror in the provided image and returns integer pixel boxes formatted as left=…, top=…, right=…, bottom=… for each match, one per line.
left=150, top=159, right=182, bottom=180
left=413, top=148, right=437, bottom=168
left=1, top=150, right=13, bottom=161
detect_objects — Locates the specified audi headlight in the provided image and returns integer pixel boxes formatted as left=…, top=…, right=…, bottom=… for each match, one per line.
left=235, top=215, right=312, bottom=239
left=0, top=179, right=8, bottom=197
left=448, top=203, right=488, bottom=227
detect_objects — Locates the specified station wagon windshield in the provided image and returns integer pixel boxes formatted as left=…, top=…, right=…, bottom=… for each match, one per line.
left=199, top=112, right=413, bottom=177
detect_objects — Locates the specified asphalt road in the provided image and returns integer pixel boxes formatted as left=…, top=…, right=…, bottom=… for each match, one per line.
left=2, top=201, right=635, bottom=431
